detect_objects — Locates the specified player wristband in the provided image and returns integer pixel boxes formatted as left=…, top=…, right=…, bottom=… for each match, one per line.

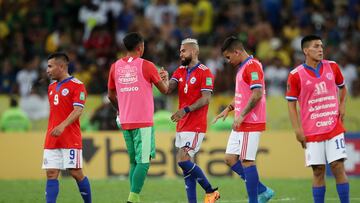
left=183, top=106, right=191, bottom=113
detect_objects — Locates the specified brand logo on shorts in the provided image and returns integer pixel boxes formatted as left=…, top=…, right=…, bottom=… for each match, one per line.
left=43, top=158, right=48, bottom=165
left=62, top=88, right=69, bottom=96
left=190, top=77, right=196, bottom=84
left=69, top=160, right=75, bottom=165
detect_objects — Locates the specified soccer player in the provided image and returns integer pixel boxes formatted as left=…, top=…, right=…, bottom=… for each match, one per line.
left=286, top=35, right=349, bottom=203
left=213, top=36, right=274, bottom=203
left=163, top=38, right=220, bottom=203
left=42, top=52, right=91, bottom=203
left=107, top=32, right=168, bottom=203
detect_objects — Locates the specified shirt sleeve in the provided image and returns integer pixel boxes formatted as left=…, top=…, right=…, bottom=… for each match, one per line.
left=170, top=68, right=181, bottom=82
left=72, top=84, right=87, bottom=108
left=200, top=68, right=214, bottom=92
left=107, top=63, right=116, bottom=90
left=142, top=60, right=161, bottom=84
left=330, top=62, right=345, bottom=87
left=285, top=71, right=300, bottom=101
left=243, top=62, right=264, bottom=89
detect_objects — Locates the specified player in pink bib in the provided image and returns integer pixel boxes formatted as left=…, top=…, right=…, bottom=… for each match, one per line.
left=213, top=36, right=273, bottom=203
left=286, top=35, right=349, bottom=203
left=108, top=32, right=169, bottom=203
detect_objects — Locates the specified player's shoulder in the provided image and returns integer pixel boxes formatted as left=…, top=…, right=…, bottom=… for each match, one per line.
left=322, top=59, right=337, bottom=65
left=198, top=64, right=209, bottom=71
left=142, top=59, right=156, bottom=67
left=70, top=77, right=84, bottom=84
left=289, top=66, right=301, bottom=75
left=48, top=81, right=57, bottom=89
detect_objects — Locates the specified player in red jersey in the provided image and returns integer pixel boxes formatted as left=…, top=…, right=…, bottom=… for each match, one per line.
left=42, top=52, right=91, bottom=203
left=161, top=38, right=219, bottom=203
left=286, top=35, right=349, bottom=203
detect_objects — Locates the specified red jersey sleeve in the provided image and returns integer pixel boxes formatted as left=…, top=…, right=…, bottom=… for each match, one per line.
left=142, top=60, right=161, bottom=84
left=243, top=62, right=264, bottom=89
left=329, top=62, right=345, bottom=87
left=72, top=83, right=87, bottom=108
left=171, top=67, right=182, bottom=82
left=108, top=63, right=116, bottom=90
left=285, top=70, right=300, bottom=101
left=200, top=68, right=214, bottom=92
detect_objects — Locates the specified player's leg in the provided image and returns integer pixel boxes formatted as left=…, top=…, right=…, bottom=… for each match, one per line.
left=129, top=127, right=155, bottom=203
left=176, top=132, right=220, bottom=203
left=306, top=142, right=326, bottom=203
left=175, top=132, right=197, bottom=203
left=123, top=130, right=137, bottom=189
left=42, top=149, right=62, bottom=203
left=64, top=149, right=91, bottom=203
left=224, top=130, right=269, bottom=199
left=326, top=134, right=349, bottom=203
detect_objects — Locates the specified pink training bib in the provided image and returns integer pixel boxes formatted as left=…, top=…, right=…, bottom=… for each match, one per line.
left=297, top=60, right=339, bottom=136
left=114, top=57, right=154, bottom=125
left=235, top=59, right=266, bottom=124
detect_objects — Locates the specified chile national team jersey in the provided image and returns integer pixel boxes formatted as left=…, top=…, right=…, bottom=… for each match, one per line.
left=44, top=76, right=87, bottom=149
left=171, top=63, right=214, bottom=133
left=286, top=60, right=345, bottom=142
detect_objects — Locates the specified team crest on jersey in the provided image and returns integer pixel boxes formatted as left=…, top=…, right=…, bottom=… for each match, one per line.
left=190, top=77, right=196, bottom=84
left=49, top=91, right=53, bottom=95
left=326, top=73, right=333, bottom=80
left=179, top=78, right=183, bottom=82
left=62, top=88, right=69, bottom=96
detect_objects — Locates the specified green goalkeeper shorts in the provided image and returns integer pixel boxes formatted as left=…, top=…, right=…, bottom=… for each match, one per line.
left=123, top=127, right=156, bottom=164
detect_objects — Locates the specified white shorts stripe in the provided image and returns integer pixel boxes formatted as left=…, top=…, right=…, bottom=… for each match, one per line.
left=226, top=131, right=261, bottom=161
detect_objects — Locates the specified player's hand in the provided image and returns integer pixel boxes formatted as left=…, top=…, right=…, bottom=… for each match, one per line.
left=295, top=129, right=306, bottom=149
left=51, top=124, right=66, bottom=137
left=171, top=109, right=186, bottom=122
left=232, top=115, right=244, bottom=130
left=159, top=67, right=169, bottom=81
left=339, top=102, right=345, bottom=122
left=212, top=108, right=230, bottom=124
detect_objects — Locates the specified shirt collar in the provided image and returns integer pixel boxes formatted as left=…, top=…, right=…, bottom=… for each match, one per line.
left=303, top=61, right=322, bottom=78
left=237, top=55, right=253, bottom=72
left=56, top=76, right=74, bottom=91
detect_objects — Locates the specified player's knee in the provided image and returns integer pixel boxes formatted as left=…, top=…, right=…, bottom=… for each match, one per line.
left=330, top=159, right=345, bottom=176
left=312, top=165, right=325, bottom=178
left=224, top=156, right=236, bottom=167
left=177, top=147, right=191, bottom=161
left=69, top=169, right=84, bottom=181
left=46, top=169, right=59, bottom=179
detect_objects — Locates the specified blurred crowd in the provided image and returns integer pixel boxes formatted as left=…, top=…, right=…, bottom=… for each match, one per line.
left=0, top=0, right=360, bottom=130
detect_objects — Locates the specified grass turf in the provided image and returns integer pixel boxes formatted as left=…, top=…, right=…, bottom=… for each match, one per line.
left=0, top=177, right=359, bottom=203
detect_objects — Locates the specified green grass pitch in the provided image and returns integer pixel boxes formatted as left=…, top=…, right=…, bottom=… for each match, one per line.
left=0, top=177, right=359, bottom=202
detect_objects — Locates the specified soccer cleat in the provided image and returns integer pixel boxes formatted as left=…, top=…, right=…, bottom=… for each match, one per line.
left=204, top=188, right=220, bottom=203
left=258, top=187, right=274, bottom=203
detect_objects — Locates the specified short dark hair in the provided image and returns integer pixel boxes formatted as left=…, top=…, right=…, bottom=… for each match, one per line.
left=123, top=32, right=144, bottom=51
left=221, top=36, right=244, bottom=53
left=301, top=35, right=322, bottom=50
left=47, top=52, right=69, bottom=64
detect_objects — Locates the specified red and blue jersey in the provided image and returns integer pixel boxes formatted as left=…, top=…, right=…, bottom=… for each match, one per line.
left=171, top=63, right=214, bottom=133
left=44, top=76, right=87, bottom=149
